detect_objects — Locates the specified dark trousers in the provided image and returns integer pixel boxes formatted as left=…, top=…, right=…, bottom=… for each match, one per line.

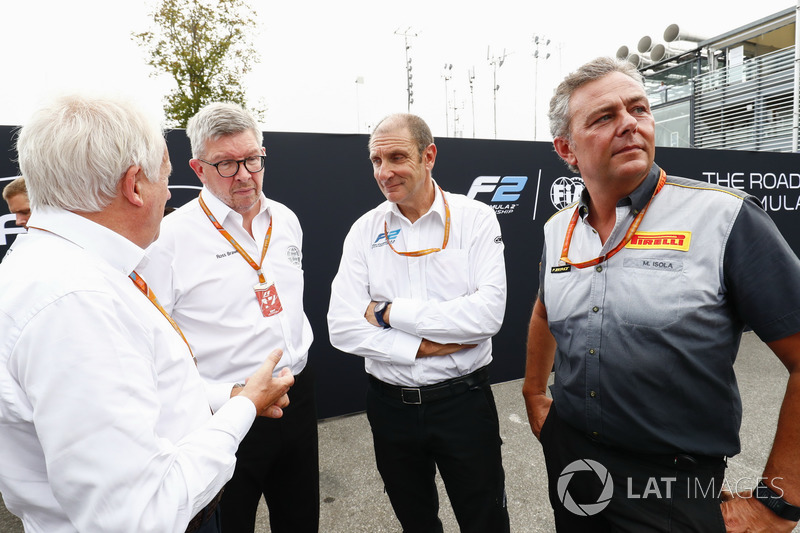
left=220, top=367, right=320, bottom=533
left=540, top=403, right=727, bottom=533
left=194, top=508, right=221, bottom=533
left=366, top=374, right=510, bottom=533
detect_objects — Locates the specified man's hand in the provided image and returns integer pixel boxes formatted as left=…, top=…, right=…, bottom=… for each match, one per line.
left=416, top=339, right=477, bottom=358
left=237, top=349, right=294, bottom=418
left=523, top=392, right=552, bottom=441
left=721, top=489, right=798, bottom=532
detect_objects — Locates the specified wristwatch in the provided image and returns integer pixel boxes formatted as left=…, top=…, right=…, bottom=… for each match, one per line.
left=373, top=301, right=391, bottom=329
left=754, top=480, right=800, bottom=522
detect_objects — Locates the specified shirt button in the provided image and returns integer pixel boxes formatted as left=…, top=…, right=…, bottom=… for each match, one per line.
left=592, top=306, right=599, bottom=313
left=595, top=266, right=603, bottom=273
left=592, top=431, right=600, bottom=438
left=589, top=349, right=596, bottom=355
left=590, top=390, right=597, bottom=398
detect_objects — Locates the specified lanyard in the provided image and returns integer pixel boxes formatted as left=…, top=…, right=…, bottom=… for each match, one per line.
left=384, top=186, right=451, bottom=257
left=199, top=192, right=272, bottom=283
left=129, top=270, right=197, bottom=366
left=560, top=169, right=667, bottom=269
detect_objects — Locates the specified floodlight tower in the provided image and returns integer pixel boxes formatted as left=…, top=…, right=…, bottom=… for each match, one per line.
left=488, top=47, right=507, bottom=139
left=532, top=34, right=551, bottom=141
left=468, top=67, right=476, bottom=138
left=395, top=27, right=419, bottom=112
left=442, top=63, right=453, bottom=136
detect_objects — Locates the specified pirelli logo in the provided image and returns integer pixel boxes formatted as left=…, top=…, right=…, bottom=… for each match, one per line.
left=626, top=231, right=692, bottom=251
left=551, top=265, right=572, bottom=274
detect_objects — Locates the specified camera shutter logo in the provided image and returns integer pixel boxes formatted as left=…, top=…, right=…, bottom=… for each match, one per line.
left=557, top=459, right=614, bottom=516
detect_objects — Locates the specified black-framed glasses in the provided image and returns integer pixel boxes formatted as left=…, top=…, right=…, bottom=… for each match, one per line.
left=198, top=155, right=266, bottom=178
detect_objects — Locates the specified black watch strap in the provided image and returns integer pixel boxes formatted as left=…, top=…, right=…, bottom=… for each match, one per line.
left=754, top=480, right=800, bottom=522
left=374, top=302, right=391, bottom=329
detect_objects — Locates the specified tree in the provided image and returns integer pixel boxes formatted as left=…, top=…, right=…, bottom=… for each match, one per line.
left=134, top=0, right=264, bottom=127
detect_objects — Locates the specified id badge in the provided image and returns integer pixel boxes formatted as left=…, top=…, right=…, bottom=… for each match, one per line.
left=254, top=281, right=283, bottom=317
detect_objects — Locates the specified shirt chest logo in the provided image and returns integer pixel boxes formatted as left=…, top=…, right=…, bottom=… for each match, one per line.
left=372, top=228, right=400, bottom=249
left=625, top=231, right=691, bottom=251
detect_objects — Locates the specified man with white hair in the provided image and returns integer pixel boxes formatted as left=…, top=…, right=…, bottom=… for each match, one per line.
left=0, top=95, right=294, bottom=533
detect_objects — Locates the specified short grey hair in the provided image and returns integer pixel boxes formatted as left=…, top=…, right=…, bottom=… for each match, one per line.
left=548, top=56, right=644, bottom=141
left=369, top=113, right=434, bottom=160
left=16, top=95, right=165, bottom=212
left=186, top=102, right=263, bottom=159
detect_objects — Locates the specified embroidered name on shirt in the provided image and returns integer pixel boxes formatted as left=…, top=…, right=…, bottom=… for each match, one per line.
left=215, top=250, right=240, bottom=259
left=623, top=258, right=683, bottom=271
left=625, top=231, right=691, bottom=251
left=551, top=265, right=572, bottom=274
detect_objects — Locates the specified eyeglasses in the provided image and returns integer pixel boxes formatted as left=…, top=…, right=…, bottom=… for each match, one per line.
left=198, top=154, right=266, bottom=178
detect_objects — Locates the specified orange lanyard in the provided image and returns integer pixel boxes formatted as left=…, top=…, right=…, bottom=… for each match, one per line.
left=199, top=193, right=272, bottom=283
left=129, top=270, right=197, bottom=366
left=384, top=186, right=451, bottom=257
left=560, top=169, right=667, bottom=269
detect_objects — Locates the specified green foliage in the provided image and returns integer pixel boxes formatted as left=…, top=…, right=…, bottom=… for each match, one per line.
left=133, top=0, right=264, bottom=128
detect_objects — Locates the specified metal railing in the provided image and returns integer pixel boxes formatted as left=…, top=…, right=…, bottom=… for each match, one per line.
left=692, top=47, right=795, bottom=152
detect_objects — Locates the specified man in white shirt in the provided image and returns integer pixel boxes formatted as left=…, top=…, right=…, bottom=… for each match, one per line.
left=141, top=102, right=318, bottom=533
left=328, top=113, right=510, bottom=532
left=0, top=95, right=294, bottom=533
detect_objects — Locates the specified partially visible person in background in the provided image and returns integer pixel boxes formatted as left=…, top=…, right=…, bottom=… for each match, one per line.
left=2, top=176, right=30, bottom=228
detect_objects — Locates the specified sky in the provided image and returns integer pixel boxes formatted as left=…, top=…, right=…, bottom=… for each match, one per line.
left=1, top=0, right=796, bottom=144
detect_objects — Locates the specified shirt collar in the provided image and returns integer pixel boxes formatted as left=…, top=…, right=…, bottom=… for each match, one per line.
left=577, top=163, right=662, bottom=219
left=199, top=185, right=270, bottom=225
left=385, top=179, right=446, bottom=224
left=26, top=206, right=146, bottom=276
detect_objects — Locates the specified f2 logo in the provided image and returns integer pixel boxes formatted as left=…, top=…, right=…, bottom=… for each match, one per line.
left=466, top=176, right=528, bottom=202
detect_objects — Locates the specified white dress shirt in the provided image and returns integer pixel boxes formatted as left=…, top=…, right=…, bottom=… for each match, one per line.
left=328, top=183, right=507, bottom=387
left=141, top=187, right=313, bottom=410
left=0, top=207, right=256, bottom=533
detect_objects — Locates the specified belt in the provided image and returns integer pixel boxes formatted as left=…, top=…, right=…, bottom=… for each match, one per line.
left=369, top=367, right=489, bottom=405
left=185, top=489, right=223, bottom=533
left=639, top=452, right=727, bottom=472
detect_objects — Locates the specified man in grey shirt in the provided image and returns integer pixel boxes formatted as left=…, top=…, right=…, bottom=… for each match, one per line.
left=523, top=57, right=800, bottom=532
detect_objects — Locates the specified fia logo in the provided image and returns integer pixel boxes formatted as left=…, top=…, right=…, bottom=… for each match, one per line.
left=550, top=177, right=585, bottom=210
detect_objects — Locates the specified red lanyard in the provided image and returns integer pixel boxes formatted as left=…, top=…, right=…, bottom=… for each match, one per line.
left=199, top=193, right=272, bottom=283
left=560, top=169, right=667, bottom=269
left=129, top=270, right=197, bottom=366
left=384, top=186, right=451, bottom=257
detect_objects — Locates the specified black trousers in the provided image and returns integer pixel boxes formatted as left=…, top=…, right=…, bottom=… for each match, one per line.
left=540, top=403, right=727, bottom=533
left=366, top=374, right=510, bottom=533
left=219, top=366, right=320, bottom=533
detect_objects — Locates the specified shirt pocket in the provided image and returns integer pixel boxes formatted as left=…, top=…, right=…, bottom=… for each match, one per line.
left=426, top=249, right=470, bottom=301
left=619, top=257, right=685, bottom=328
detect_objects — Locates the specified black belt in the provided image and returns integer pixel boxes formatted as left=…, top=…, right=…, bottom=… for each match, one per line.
left=640, top=452, right=727, bottom=472
left=185, top=489, right=223, bottom=533
left=369, top=367, right=489, bottom=405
